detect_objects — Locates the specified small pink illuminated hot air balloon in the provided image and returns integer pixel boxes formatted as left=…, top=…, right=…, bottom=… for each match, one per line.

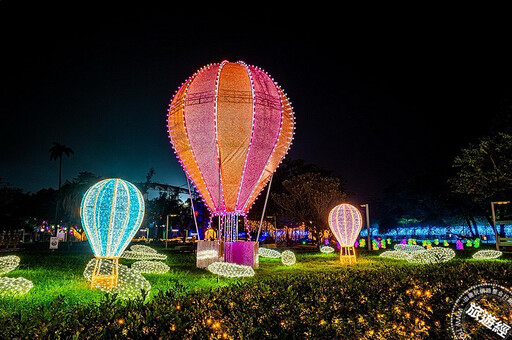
left=167, top=61, right=295, bottom=267
left=328, top=204, right=363, bottom=263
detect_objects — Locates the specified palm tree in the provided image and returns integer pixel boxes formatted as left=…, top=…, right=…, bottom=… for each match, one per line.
left=49, top=142, right=74, bottom=191
left=49, top=142, right=74, bottom=233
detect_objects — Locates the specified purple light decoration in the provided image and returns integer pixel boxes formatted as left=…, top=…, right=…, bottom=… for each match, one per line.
left=456, top=239, right=464, bottom=250
left=224, top=242, right=257, bottom=267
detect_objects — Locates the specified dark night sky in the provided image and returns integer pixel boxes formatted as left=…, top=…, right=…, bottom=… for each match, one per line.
left=1, top=3, right=511, bottom=202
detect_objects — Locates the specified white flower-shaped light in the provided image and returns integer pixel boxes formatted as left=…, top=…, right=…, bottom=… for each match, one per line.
left=121, top=244, right=167, bottom=260
left=207, top=262, right=255, bottom=278
left=320, top=246, right=335, bottom=254
left=131, top=260, right=170, bottom=274
left=258, top=248, right=282, bottom=258
left=0, top=277, right=33, bottom=296
left=407, top=247, right=455, bottom=264
left=379, top=251, right=412, bottom=260
left=0, top=255, right=20, bottom=275
left=393, top=244, right=424, bottom=253
left=472, top=250, right=503, bottom=260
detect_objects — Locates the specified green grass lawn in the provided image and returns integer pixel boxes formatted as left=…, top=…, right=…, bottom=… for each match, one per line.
left=1, top=242, right=512, bottom=338
left=1, top=241, right=510, bottom=315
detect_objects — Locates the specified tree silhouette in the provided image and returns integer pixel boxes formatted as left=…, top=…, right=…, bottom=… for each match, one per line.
left=272, top=172, right=351, bottom=246
left=49, top=142, right=74, bottom=191
left=49, top=142, right=74, bottom=231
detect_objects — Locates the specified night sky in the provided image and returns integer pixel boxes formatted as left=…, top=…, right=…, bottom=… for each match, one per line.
left=1, top=3, right=511, bottom=202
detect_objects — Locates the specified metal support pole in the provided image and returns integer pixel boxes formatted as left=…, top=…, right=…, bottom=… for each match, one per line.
left=362, top=204, right=370, bottom=251
left=186, top=176, right=200, bottom=240
left=166, top=215, right=169, bottom=249
left=257, top=174, right=273, bottom=242
left=491, top=202, right=499, bottom=251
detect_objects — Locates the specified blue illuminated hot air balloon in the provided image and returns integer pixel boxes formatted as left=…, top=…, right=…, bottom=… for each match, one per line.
left=80, top=178, right=145, bottom=288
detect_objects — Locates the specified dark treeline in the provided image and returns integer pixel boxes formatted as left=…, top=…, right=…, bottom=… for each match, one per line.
left=1, top=108, right=511, bottom=238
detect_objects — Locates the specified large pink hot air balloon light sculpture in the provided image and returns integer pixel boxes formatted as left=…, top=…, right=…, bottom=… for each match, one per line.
left=328, top=204, right=363, bottom=264
left=167, top=61, right=295, bottom=268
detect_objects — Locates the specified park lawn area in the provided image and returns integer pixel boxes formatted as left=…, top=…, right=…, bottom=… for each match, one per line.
left=1, top=242, right=512, bottom=338
left=0, top=242, right=379, bottom=311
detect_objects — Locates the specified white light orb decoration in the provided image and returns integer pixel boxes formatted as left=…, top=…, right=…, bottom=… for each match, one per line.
left=83, top=258, right=151, bottom=299
left=281, top=250, right=296, bottom=266
left=320, top=246, right=335, bottom=254
left=207, top=262, right=255, bottom=278
left=328, top=203, right=362, bottom=264
left=80, top=178, right=145, bottom=289
left=0, top=277, right=34, bottom=296
left=0, top=255, right=20, bottom=275
left=472, top=250, right=503, bottom=260
left=407, top=247, right=456, bottom=264
left=131, top=260, right=170, bottom=274
left=258, top=247, right=282, bottom=258
left=379, top=251, right=413, bottom=260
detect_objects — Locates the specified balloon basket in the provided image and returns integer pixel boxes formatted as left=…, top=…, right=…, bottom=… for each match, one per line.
left=196, top=240, right=222, bottom=268
left=91, top=258, right=119, bottom=289
left=339, top=246, right=356, bottom=264
left=224, top=241, right=259, bottom=268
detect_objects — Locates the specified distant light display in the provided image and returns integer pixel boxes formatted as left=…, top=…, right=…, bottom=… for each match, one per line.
left=207, top=262, right=255, bottom=278
left=456, top=240, right=464, bottom=250
left=281, top=250, right=296, bottom=266
left=472, top=250, right=503, bottom=260
left=80, top=178, right=145, bottom=289
left=328, top=204, right=363, bottom=246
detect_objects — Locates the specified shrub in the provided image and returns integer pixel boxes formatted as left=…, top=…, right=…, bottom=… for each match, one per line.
left=1, top=261, right=511, bottom=338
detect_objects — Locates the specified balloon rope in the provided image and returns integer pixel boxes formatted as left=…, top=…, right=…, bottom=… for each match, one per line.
left=186, top=176, right=200, bottom=241
left=256, top=174, right=273, bottom=242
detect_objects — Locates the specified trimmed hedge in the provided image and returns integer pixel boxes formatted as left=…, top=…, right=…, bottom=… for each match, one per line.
left=0, top=260, right=511, bottom=339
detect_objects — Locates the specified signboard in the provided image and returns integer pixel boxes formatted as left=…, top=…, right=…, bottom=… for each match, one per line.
left=57, top=231, right=66, bottom=242
left=49, top=237, right=59, bottom=249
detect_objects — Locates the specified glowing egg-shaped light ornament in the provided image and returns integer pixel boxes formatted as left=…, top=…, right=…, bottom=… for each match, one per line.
left=328, top=204, right=363, bottom=264
left=167, top=61, right=294, bottom=268
left=80, top=178, right=145, bottom=289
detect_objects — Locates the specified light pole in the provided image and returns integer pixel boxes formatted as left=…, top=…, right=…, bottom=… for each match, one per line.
left=491, top=201, right=510, bottom=250
left=165, top=214, right=178, bottom=248
left=361, top=204, right=370, bottom=251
